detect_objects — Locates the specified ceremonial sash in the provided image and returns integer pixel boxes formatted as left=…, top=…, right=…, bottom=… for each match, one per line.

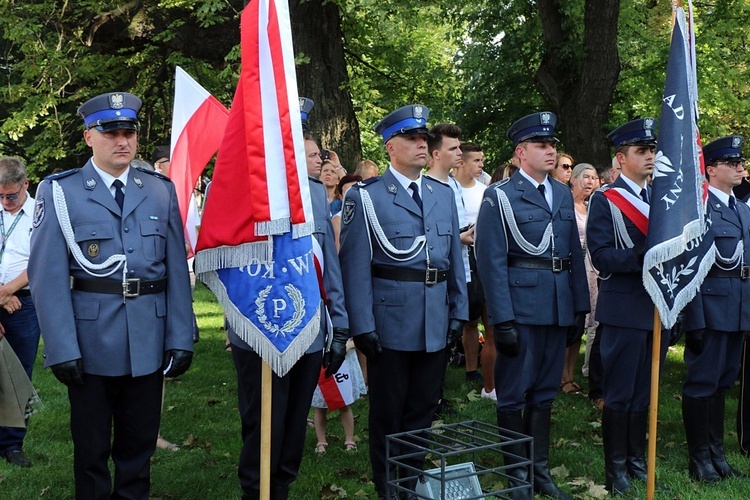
left=602, top=187, right=650, bottom=235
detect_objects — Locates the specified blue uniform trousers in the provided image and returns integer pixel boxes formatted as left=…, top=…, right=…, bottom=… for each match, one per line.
left=232, top=345, right=321, bottom=498
left=683, top=330, right=743, bottom=399
left=495, top=324, right=567, bottom=412
left=68, top=370, right=163, bottom=500
left=600, top=325, right=669, bottom=412
left=0, top=295, right=40, bottom=453
left=368, top=347, right=445, bottom=495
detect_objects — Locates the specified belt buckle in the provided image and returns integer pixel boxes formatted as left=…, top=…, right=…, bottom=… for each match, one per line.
left=552, top=257, right=563, bottom=272
left=123, top=278, right=141, bottom=298
left=425, top=267, right=438, bottom=285
left=742, top=266, right=750, bottom=280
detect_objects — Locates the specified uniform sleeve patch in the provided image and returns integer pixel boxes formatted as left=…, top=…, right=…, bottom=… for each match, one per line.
left=33, top=198, right=45, bottom=228
left=343, top=199, right=356, bottom=225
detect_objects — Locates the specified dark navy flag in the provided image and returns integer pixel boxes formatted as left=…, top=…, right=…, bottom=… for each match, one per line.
left=643, top=3, right=715, bottom=329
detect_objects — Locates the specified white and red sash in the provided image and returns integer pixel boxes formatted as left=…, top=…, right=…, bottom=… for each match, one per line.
left=602, top=187, right=650, bottom=235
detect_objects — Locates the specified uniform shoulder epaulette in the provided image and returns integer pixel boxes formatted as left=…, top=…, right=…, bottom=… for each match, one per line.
left=46, top=168, right=79, bottom=181
left=352, top=176, right=380, bottom=189
left=599, top=184, right=612, bottom=192
left=135, top=166, right=171, bottom=181
left=308, top=176, right=323, bottom=185
left=492, top=178, right=511, bottom=187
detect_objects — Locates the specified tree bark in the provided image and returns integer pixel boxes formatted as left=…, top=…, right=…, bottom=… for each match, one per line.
left=536, top=0, right=620, bottom=169
left=290, top=0, right=361, bottom=170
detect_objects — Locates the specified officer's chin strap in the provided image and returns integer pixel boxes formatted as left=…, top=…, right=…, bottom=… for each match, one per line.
left=495, top=187, right=553, bottom=256
left=51, top=180, right=128, bottom=281
left=360, top=188, right=427, bottom=262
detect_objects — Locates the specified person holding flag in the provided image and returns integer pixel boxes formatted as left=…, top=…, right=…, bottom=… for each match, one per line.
left=339, top=104, right=467, bottom=499
left=680, top=135, right=749, bottom=482
left=586, top=118, right=670, bottom=495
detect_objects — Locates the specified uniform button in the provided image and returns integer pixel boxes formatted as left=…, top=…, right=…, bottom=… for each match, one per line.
left=129, top=270, right=135, bottom=275
left=127, top=247, right=134, bottom=253
left=528, top=215, right=533, bottom=220
left=430, top=245, right=434, bottom=250
left=396, top=230, right=401, bottom=234
left=426, top=227, right=430, bottom=232
left=124, top=227, right=130, bottom=233
left=91, top=231, right=96, bottom=236
left=381, top=297, right=385, bottom=302
left=515, top=280, right=519, bottom=284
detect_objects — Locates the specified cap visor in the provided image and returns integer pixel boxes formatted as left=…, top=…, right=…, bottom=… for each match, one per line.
left=92, top=120, right=139, bottom=133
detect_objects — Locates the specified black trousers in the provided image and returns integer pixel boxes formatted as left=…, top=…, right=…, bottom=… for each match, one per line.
left=68, top=370, right=163, bottom=500
left=232, top=345, right=321, bottom=498
left=738, top=338, right=750, bottom=455
left=368, top=348, right=445, bottom=495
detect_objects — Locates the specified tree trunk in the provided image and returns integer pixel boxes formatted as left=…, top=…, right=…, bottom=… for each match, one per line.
left=290, top=0, right=361, bottom=171
left=536, top=0, right=620, bottom=169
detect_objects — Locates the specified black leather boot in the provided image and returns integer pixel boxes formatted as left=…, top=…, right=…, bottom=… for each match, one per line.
left=682, top=395, right=721, bottom=482
left=524, top=407, right=571, bottom=499
left=497, top=410, right=533, bottom=500
left=602, top=406, right=635, bottom=495
left=626, top=410, right=648, bottom=481
left=708, top=391, right=745, bottom=479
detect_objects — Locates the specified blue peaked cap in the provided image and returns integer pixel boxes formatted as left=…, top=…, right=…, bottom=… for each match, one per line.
left=374, top=104, right=430, bottom=143
left=78, top=92, right=141, bottom=132
left=299, top=97, right=314, bottom=130
left=608, top=118, right=658, bottom=148
left=703, top=135, right=745, bottom=164
left=507, top=112, right=559, bottom=145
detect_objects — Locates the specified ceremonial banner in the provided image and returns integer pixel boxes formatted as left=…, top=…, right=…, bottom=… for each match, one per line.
left=643, top=1, right=714, bottom=329
left=170, top=66, right=230, bottom=256
left=195, top=0, right=319, bottom=376
left=0, top=338, right=42, bottom=428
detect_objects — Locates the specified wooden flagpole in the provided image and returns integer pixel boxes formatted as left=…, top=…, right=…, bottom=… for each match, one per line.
left=260, top=362, right=272, bottom=500
left=647, top=308, right=663, bottom=500
left=646, top=4, right=682, bottom=499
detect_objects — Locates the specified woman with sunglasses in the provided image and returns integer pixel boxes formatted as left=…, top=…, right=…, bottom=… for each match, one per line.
left=551, top=153, right=574, bottom=186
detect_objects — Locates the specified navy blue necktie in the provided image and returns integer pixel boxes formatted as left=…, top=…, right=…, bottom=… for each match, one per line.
left=409, top=182, right=422, bottom=211
left=113, top=179, right=125, bottom=210
left=640, top=187, right=649, bottom=204
left=730, top=195, right=739, bottom=219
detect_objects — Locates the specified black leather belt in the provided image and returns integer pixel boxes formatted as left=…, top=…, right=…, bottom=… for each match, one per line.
left=508, top=255, right=571, bottom=272
left=72, top=277, right=167, bottom=297
left=14, top=289, right=31, bottom=297
left=707, top=265, right=750, bottom=280
left=372, top=265, right=448, bottom=285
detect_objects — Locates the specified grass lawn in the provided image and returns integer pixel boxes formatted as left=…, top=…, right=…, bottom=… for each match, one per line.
left=2, top=282, right=750, bottom=498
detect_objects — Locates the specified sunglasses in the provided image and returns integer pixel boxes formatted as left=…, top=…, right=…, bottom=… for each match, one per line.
left=558, top=164, right=572, bottom=170
left=0, top=187, right=24, bottom=201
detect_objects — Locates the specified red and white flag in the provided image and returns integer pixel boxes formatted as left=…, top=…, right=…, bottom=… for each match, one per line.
left=194, top=0, right=320, bottom=376
left=170, top=66, right=230, bottom=256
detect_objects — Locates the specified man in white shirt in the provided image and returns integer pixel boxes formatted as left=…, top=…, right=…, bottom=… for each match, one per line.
left=454, top=142, right=495, bottom=398
left=0, top=157, right=40, bottom=468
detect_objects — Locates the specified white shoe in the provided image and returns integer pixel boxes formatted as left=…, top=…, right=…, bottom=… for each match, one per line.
left=480, top=388, right=497, bottom=401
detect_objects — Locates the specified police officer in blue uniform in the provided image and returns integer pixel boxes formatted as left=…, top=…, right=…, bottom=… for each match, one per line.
left=586, top=118, right=670, bottom=494
left=228, top=97, right=348, bottom=500
left=682, top=135, right=749, bottom=482
left=338, top=104, right=468, bottom=499
left=28, top=92, right=194, bottom=499
left=475, top=112, right=589, bottom=500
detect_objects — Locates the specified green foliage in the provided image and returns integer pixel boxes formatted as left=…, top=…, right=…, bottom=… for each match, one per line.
left=0, top=1, right=241, bottom=179
left=339, top=0, right=463, bottom=165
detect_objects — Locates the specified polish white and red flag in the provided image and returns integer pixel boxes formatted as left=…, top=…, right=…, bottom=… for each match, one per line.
left=194, top=0, right=320, bottom=376
left=170, top=66, right=230, bottom=256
